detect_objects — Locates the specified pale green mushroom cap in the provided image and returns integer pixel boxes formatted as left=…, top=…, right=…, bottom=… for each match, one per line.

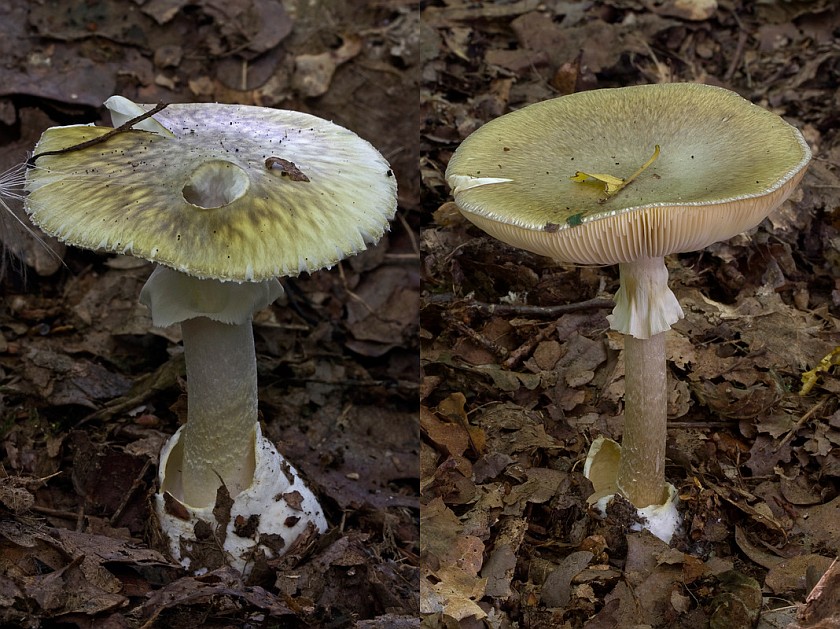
left=25, top=100, right=397, bottom=282
left=445, top=83, right=811, bottom=265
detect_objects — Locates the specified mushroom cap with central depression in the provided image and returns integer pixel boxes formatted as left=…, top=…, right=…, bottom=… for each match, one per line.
left=445, top=83, right=810, bottom=264
left=25, top=102, right=397, bottom=281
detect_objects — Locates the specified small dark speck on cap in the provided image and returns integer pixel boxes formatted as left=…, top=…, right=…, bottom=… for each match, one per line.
left=544, top=223, right=560, bottom=233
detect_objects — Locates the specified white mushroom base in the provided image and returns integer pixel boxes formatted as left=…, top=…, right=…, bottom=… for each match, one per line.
left=155, top=424, right=327, bottom=575
left=584, top=436, right=680, bottom=544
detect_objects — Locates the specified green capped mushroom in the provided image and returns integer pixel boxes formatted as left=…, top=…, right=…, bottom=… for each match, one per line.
left=27, top=99, right=395, bottom=282
left=446, top=83, right=810, bottom=541
left=25, top=96, right=398, bottom=572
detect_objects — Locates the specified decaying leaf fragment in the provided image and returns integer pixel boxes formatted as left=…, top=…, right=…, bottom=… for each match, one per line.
left=420, top=498, right=487, bottom=620
left=570, top=144, right=660, bottom=200
left=800, top=346, right=840, bottom=395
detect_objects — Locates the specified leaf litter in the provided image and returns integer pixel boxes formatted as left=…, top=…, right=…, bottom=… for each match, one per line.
left=421, top=1, right=840, bottom=627
left=0, top=0, right=419, bottom=626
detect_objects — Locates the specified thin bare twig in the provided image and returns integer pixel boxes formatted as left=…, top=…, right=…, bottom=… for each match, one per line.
left=30, top=505, right=81, bottom=520
left=28, top=102, right=169, bottom=166
left=775, top=397, right=830, bottom=451
left=724, top=29, right=749, bottom=82
left=503, top=321, right=556, bottom=370
left=426, top=292, right=613, bottom=317
left=442, top=312, right=509, bottom=360
left=110, top=459, right=153, bottom=527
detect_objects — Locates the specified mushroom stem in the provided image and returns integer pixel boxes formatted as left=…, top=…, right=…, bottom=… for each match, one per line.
left=179, top=316, right=258, bottom=507
left=608, top=256, right=677, bottom=509
left=617, top=332, right=668, bottom=508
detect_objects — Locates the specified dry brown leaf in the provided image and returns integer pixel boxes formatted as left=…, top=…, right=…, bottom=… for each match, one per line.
left=765, top=554, right=835, bottom=595
left=541, top=550, right=593, bottom=608
left=420, top=565, right=487, bottom=620
left=421, top=405, right=469, bottom=458
left=796, top=496, right=840, bottom=556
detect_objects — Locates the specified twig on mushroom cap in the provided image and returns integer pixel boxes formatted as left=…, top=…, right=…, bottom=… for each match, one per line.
left=571, top=143, right=660, bottom=202
left=27, top=103, right=169, bottom=167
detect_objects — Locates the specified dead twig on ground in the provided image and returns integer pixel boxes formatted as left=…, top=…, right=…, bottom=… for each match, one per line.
left=442, top=311, right=509, bottom=360
left=426, top=292, right=613, bottom=317
left=503, top=321, right=556, bottom=370
left=775, top=397, right=830, bottom=451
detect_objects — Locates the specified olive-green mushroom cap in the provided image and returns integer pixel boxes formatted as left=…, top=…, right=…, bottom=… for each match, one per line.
left=446, top=83, right=811, bottom=265
left=25, top=101, right=398, bottom=281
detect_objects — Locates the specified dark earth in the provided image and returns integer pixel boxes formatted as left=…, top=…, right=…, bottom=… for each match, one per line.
left=0, top=1, right=419, bottom=627
left=421, top=1, right=840, bottom=628
left=1, top=0, right=840, bottom=628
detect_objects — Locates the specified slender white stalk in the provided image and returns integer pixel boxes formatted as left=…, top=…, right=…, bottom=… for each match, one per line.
left=606, top=256, right=679, bottom=508
left=179, top=316, right=258, bottom=507
left=617, top=331, right=668, bottom=508
left=147, top=270, right=326, bottom=573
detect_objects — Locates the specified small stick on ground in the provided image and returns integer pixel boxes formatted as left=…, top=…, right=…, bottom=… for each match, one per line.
left=776, top=396, right=830, bottom=451
left=442, top=311, right=509, bottom=360
left=426, top=293, right=614, bottom=317
left=30, top=505, right=82, bottom=521
left=503, top=321, right=556, bottom=370
left=110, top=458, right=153, bottom=527
left=725, top=29, right=749, bottom=82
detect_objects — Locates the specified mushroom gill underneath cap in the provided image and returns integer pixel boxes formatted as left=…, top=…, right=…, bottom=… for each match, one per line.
left=446, top=82, right=811, bottom=265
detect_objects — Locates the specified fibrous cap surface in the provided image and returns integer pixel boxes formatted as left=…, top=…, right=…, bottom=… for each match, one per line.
left=446, top=83, right=811, bottom=264
left=26, top=101, right=398, bottom=281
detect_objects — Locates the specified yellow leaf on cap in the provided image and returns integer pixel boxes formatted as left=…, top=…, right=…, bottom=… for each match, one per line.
left=571, top=144, right=661, bottom=199
left=570, top=171, right=625, bottom=195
